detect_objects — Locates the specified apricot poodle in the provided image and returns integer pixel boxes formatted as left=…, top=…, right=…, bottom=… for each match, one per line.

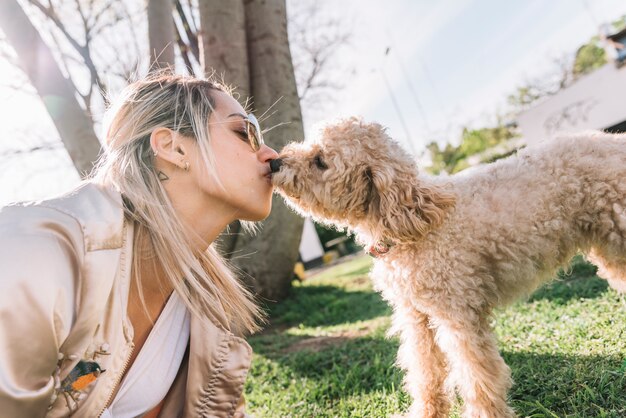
left=270, top=117, right=626, bottom=418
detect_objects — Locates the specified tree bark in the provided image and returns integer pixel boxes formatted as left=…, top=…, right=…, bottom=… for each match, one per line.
left=233, top=0, right=304, bottom=300
left=0, top=0, right=101, bottom=177
left=198, top=0, right=251, bottom=257
left=148, top=0, right=176, bottom=69
left=198, top=0, right=250, bottom=100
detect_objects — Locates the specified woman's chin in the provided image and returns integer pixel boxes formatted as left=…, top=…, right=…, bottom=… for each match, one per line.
left=241, top=204, right=272, bottom=222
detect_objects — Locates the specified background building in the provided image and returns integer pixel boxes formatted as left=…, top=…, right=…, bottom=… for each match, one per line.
left=517, top=63, right=626, bottom=144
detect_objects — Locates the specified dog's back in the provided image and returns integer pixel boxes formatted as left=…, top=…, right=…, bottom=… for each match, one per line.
left=427, top=131, right=626, bottom=301
left=448, top=131, right=626, bottom=231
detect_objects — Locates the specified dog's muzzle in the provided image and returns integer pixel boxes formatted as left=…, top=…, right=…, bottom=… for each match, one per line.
left=269, top=158, right=283, bottom=173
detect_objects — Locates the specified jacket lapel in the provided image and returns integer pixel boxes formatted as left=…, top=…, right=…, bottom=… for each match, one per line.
left=159, top=315, right=252, bottom=418
left=183, top=315, right=252, bottom=418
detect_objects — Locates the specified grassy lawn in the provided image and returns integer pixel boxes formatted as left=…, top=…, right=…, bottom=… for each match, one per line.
left=245, top=255, right=626, bottom=418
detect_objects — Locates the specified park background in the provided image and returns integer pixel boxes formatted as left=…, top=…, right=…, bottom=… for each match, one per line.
left=1, top=1, right=626, bottom=416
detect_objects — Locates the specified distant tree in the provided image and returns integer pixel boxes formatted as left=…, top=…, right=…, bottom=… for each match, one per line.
left=506, top=85, right=546, bottom=111
left=0, top=0, right=102, bottom=176
left=573, top=42, right=607, bottom=78
left=426, top=123, right=518, bottom=174
left=610, top=14, right=626, bottom=32
left=507, top=53, right=574, bottom=112
left=426, top=141, right=466, bottom=175
left=287, top=0, right=351, bottom=109
left=572, top=14, right=626, bottom=78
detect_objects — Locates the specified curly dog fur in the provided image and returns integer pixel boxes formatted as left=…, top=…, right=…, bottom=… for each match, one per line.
left=271, top=117, right=626, bottom=418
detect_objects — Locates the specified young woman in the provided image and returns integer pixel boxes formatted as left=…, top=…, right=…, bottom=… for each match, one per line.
left=0, top=73, right=279, bottom=417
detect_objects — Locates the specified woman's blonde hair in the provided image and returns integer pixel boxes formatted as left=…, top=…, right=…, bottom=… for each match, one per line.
left=91, top=72, right=263, bottom=334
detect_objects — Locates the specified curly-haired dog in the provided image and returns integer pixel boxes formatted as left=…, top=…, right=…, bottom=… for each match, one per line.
left=269, top=118, right=626, bottom=418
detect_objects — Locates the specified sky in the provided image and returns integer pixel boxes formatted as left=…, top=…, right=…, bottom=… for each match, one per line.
left=1, top=0, right=626, bottom=205
left=305, top=0, right=626, bottom=153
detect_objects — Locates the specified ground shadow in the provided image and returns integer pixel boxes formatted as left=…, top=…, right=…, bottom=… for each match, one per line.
left=527, top=255, right=609, bottom=305
left=527, top=275, right=609, bottom=305
left=249, top=331, right=404, bottom=397
left=263, top=284, right=391, bottom=328
left=250, top=332, right=626, bottom=417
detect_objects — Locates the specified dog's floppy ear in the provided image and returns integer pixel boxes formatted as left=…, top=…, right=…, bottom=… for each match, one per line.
left=365, top=165, right=455, bottom=242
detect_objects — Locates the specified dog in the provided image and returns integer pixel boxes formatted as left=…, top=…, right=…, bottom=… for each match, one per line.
left=269, top=117, right=626, bottom=418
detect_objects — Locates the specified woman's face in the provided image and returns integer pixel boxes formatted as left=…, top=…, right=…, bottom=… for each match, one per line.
left=188, top=90, right=279, bottom=222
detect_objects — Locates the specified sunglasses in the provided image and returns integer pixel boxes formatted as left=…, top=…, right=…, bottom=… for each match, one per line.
left=244, top=113, right=264, bottom=152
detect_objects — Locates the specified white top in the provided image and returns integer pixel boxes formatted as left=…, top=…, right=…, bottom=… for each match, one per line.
left=101, top=291, right=190, bottom=418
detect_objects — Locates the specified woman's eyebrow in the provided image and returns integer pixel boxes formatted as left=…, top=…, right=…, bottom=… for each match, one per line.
left=227, top=113, right=247, bottom=119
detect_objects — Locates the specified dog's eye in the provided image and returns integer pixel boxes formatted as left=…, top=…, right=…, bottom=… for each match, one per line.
left=313, top=155, right=328, bottom=170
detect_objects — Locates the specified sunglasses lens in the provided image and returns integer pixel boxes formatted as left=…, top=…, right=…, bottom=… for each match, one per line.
left=246, top=114, right=264, bottom=151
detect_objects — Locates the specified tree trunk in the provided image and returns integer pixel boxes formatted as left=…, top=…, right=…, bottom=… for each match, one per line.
left=148, top=0, right=176, bottom=69
left=0, top=0, right=101, bottom=177
left=198, top=0, right=250, bottom=99
left=198, top=0, right=250, bottom=256
left=233, top=0, right=304, bottom=301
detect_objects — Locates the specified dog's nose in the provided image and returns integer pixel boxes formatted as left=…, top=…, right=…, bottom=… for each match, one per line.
left=269, top=158, right=283, bottom=173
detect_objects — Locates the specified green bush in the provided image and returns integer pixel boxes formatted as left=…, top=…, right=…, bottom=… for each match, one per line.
left=573, top=43, right=607, bottom=78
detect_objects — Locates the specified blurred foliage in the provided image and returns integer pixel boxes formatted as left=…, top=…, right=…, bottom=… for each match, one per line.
left=573, top=42, right=607, bottom=78
left=507, top=84, right=553, bottom=110
left=314, top=222, right=361, bottom=255
left=611, top=14, right=626, bottom=32
left=425, top=123, right=518, bottom=174
left=573, top=11, right=626, bottom=76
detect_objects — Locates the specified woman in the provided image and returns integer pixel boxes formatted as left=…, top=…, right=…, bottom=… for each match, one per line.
left=0, top=73, right=279, bottom=417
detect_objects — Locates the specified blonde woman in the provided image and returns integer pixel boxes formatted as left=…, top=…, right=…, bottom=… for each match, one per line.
left=0, top=73, right=280, bottom=417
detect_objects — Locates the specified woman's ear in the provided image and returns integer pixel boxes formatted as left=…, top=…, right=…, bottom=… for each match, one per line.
left=151, top=128, right=188, bottom=169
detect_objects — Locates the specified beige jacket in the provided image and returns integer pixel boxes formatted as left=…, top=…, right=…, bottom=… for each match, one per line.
left=0, top=182, right=253, bottom=417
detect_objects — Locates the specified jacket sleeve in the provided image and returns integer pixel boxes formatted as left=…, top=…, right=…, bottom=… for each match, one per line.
left=0, top=205, right=84, bottom=416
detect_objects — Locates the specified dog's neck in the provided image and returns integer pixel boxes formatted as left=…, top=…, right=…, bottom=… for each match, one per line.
left=352, top=226, right=396, bottom=258
left=365, top=239, right=395, bottom=258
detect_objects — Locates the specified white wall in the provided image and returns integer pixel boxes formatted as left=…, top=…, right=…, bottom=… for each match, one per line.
left=299, top=217, right=325, bottom=262
left=517, top=64, right=626, bottom=145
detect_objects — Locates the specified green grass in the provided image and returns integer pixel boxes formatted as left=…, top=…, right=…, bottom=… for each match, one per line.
left=246, top=255, right=626, bottom=417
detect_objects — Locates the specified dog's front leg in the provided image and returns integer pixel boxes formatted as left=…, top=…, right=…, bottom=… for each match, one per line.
left=434, top=314, right=515, bottom=418
left=391, top=304, right=450, bottom=418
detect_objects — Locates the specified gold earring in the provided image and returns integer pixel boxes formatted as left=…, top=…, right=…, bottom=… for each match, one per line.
left=184, top=161, right=190, bottom=171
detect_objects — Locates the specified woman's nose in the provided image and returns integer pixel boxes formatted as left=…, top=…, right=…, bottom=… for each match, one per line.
left=259, top=143, right=279, bottom=161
